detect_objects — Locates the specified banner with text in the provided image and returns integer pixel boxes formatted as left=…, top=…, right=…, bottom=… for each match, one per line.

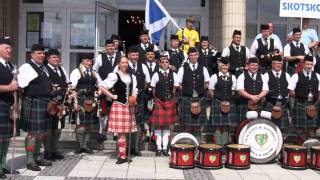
left=280, top=0, right=320, bottom=19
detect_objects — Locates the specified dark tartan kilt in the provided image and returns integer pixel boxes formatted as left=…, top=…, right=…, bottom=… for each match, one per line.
left=77, top=97, right=98, bottom=125
left=100, top=96, right=112, bottom=116
left=291, top=101, right=319, bottom=128
left=47, top=116, right=65, bottom=130
left=238, top=99, right=262, bottom=121
left=179, top=96, right=208, bottom=125
left=149, top=99, right=177, bottom=128
left=135, top=91, right=148, bottom=124
left=209, top=98, right=238, bottom=127
left=21, top=97, right=50, bottom=133
left=0, top=100, right=13, bottom=138
left=262, top=101, right=290, bottom=129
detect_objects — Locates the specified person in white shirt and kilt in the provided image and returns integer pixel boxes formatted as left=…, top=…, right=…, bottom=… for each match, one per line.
left=262, top=55, right=291, bottom=135
left=208, top=57, right=237, bottom=146
left=236, top=57, right=269, bottom=120
left=149, top=55, right=179, bottom=156
left=43, top=49, right=69, bottom=161
left=18, top=44, right=53, bottom=171
left=177, top=47, right=210, bottom=137
left=0, top=37, right=19, bottom=177
left=70, top=54, right=102, bottom=154
left=288, top=55, right=320, bottom=143
left=99, top=56, right=138, bottom=164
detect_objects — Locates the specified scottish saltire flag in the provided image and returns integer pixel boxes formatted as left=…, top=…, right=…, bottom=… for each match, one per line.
left=145, top=0, right=171, bottom=44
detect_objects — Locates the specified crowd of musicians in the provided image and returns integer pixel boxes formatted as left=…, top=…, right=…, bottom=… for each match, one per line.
left=1, top=15, right=320, bottom=176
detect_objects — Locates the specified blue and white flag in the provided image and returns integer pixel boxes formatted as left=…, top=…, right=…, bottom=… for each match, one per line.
left=145, top=0, right=172, bottom=44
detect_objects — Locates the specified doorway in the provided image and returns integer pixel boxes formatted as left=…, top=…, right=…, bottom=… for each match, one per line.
left=118, top=10, right=145, bottom=48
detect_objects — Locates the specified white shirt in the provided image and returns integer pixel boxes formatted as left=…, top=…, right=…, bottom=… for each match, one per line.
left=208, top=72, right=237, bottom=90
left=177, top=62, right=210, bottom=84
left=47, top=63, right=69, bottom=82
left=140, top=43, right=159, bottom=51
left=163, top=50, right=187, bottom=65
left=93, top=53, right=116, bottom=72
left=69, top=67, right=102, bottom=87
left=288, top=69, right=320, bottom=91
left=17, top=60, right=49, bottom=88
left=150, top=69, right=179, bottom=88
left=283, top=41, right=310, bottom=57
left=145, top=61, right=157, bottom=72
left=0, top=57, right=7, bottom=67
left=263, top=70, right=291, bottom=83
left=99, top=72, right=138, bottom=96
left=221, top=43, right=252, bottom=59
left=255, top=33, right=283, bottom=50
left=250, top=37, right=283, bottom=56
left=236, top=71, right=269, bottom=91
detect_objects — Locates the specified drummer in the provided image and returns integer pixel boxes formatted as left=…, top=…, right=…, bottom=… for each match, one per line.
left=236, top=57, right=269, bottom=120
left=208, top=57, right=237, bottom=145
left=262, top=55, right=291, bottom=134
left=288, top=55, right=320, bottom=142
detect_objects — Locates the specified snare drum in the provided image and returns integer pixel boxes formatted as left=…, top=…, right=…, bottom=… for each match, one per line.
left=170, top=144, right=195, bottom=169
left=225, top=144, right=250, bottom=169
left=282, top=144, right=307, bottom=170
left=310, top=146, right=320, bottom=170
left=196, top=144, right=223, bottom=169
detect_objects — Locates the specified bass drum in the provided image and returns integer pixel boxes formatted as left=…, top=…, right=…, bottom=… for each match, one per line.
left=238, top=119, right=283, bottom=164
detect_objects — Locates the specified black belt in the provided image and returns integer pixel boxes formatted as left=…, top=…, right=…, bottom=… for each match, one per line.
left=296, top=97, right=316, bottom=104
left=265, top=97, right=287, bottom=105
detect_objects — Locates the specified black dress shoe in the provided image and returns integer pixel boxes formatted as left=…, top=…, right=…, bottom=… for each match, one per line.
left=132, top=150, right=142, bottom=156
left=44, top=153, right=55, bottom=161
left=74, top=148, right=83, bottom=154
left=162, top=150, right=169, bottom=156
left=2, top=168, right=19, bottom=174
left=0, top=172, right=6, bottom=179
left=26, top=162, right=41, bottom=171
left=52, top=152, right=64, bottom=160
left=155, top=150, right=162, bottom=156
left=35, top=159, right=52, bottom=166
left=82, top=148, right=94, bottom=154
left=113, top=135, right=118, bottom=141
left=116, top=158, right=132, bottom=164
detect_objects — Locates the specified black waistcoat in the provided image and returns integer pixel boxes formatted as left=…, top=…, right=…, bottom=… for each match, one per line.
left=76, top=70, right=97, bottom=97
left=229, top=45, right=246, bottom=73
left=24, top=62, right=52, bottom=97
left=214, top=74, right=233, bottom=101
left=243, top=71, right=263, bottom=95
left=267, top=70, right=289, bottom=99
left=198, top=48, right=218, bottom=76
left=113, top=73, right=133, bottom=104
left=182, top=63, right=205, bottom=96
left=288, top=42, right=305, bottom=67
left=296, top=72, right=319, bottom=99
left=168, top=49, right=184, bottom=70
left=145, top=61, right=159, bottom=79
left=0, top=62, right=14, bottom=105
left=128, top=62, right=146, bottom=91
left=256, top=38, right=275, bottom=68
left=155, top=70, right=174, bottom=100
left=98, top=53, right=119, bottom=80
left=46, top=65, right=67, bottom=100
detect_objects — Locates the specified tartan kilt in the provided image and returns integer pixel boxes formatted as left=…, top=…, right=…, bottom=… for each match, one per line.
left=135, top=91, right=148, bottom=124
left=238, top=99, right=262, bottom=120
left=47, top=116, right=65, bottom=130
left=149, top=99, right=177, bottom=128
left=108, top=101, right=137, bottom=133
left=78, top=97, right=98, bottom=125
left=179, top=96, right=207, bottom=125
left=209, top=98, right=238, bottom=127
left=291, top=101, right=319, bottom=128
left=0, top=100, right=13, bottom=138
left=262, top=101, right=290, bottom=129
left=21, top=97, right=50, bottom=133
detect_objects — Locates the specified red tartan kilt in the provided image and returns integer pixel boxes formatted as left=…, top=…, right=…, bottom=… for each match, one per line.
left=108, top=102, right=137, bottom=133
left=149, top=99, right=177, bottom=127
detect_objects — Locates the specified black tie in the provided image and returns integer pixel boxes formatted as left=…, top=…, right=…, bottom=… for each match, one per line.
left=264, top=38, right=268, bottom=49
left=307, top=72, right=310, bottom=80
left=86, top=69, right=90, bottom=76
left=222, top=75, right=227, bottom=81
left=132, top=63, right=136, bottom=72
left=236, top=46, right=240, bottom=52
left=296, top=42, right=299, bottom=48
left=149, top=62, right=153, bottom=70
left=54, top=67, right=60, bottom=77
left=144, top=44, right=148, bottom=50
left=204, top=50, right=208, bottom=56
left=164, top=71, right=168, bottom=78
left=192, top=64, right=196, bottom=71
left=109, top=56, right=113, bottom=66
left=276, top=72, right=279, bottom=79
left=5, top=62, right=11, bottom=71
left=251, top=73, right=255, bottom=80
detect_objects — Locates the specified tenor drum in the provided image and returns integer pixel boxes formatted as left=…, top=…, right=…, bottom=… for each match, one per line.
left=196, top=144, right=223, bottom=169
left=310, top=146, right=320, bottom=170
left=225, top=144, right=250, bottom=169
left=238, top=119, right=283, bottom=164
left=170, top=144, right=195, bottom=169
left=282, top=144, right=307, bottom=170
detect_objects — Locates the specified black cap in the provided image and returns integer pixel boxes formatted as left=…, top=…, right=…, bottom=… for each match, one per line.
left=304, top=55, right=313, bottom=62
left=232, top=30, right=241, bottom=37
left=187, top=47, right=198, bottom=54
left=0, top=36, right=11, bottom=46
left=293, top=28, right=301, bottom=34
left=105, top=39, right=113, bottom=45
left=128, top=46, right=139, bottom=53
left=47, top=49, right=60, bottom=56
left=170, top=34, right=179, bottom=40
left=248, top=57, right=259, bottom=64
left=31, top=44, right=45, bottom=52
left=110, top=34, right=120, bottom=41
left=140, top=30, right=149, bottom=36
left=81, top=53, right=93, bottom=60
left=272, top=55, right=282, bottom=62
left=219, top=57, right=229, bottom=65
left=145, top=47, right=154, bottom=53
left=200, top=36, right=209, bottom=42
left=260, top=24, right=269, bottom=31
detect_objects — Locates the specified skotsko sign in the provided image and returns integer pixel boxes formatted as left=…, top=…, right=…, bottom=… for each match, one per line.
left=280, top=0, right=320, bottom=19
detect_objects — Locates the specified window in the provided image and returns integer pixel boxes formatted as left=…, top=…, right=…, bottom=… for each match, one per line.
left=70, top=12, right=95, bottom=49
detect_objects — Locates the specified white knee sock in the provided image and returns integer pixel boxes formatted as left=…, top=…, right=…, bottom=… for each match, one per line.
left=162, top=130, right=170, bottom=150
left=154, top=130, right=162, bottom=150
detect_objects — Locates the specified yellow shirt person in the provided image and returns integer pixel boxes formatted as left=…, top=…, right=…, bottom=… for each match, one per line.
left=176, top=15, right=200, bottom=52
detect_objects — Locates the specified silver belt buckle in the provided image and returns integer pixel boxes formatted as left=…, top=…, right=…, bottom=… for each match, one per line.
left=192, top=91, right=198, bottom=98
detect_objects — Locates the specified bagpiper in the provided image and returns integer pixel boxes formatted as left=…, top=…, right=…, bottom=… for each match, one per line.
left=197, top=36, right=219, bottom=76
left=166, top=34, right=186, bottom=72
left=135, top=30, right=160, bottom=63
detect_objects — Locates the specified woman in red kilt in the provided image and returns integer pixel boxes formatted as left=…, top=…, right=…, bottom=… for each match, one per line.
left=149, top=55, right=179, bottom=156
left=99, top=56, right=138, bottom=164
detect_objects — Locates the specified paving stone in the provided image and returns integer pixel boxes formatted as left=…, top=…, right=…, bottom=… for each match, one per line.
left=39, top=155, right=82, bottom=176
left=183, top=168, right=214, bottom=180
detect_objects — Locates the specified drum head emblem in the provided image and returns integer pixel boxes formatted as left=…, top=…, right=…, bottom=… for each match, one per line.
left=240, top=154, right=246, bottom=162
left=209, top=155, right=216, bottom=163
left=293, top=155, right=301, bottom=163
left=182, top=154, right=189, bottom=162
left=255, top=134, right=268, bottom=148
